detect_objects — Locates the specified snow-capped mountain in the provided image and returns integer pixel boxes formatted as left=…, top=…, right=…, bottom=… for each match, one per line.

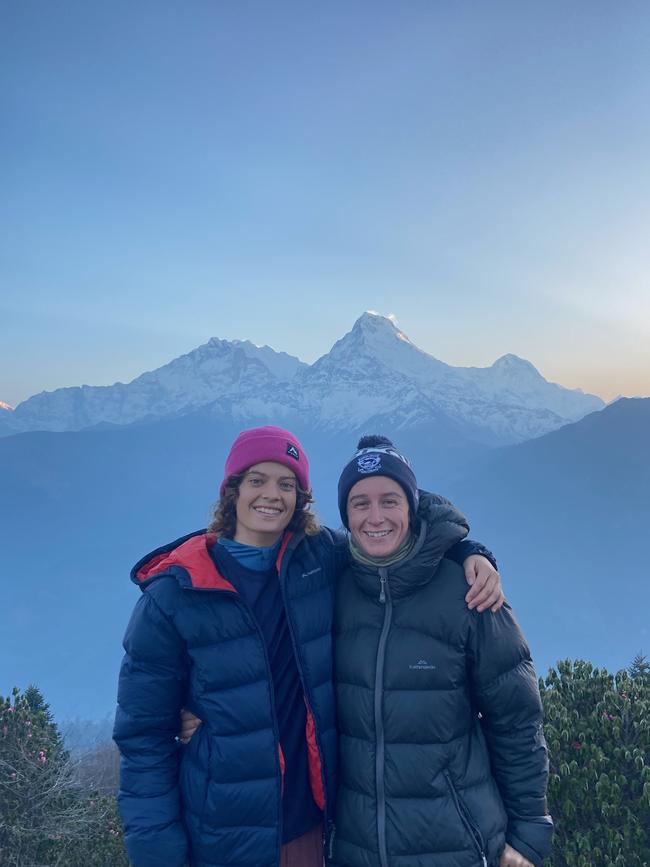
left=291, top=313, right=603, bottom=442
left=0, top=313, right=604, bottom=443
left=0, top=338, right=305, bottom=435
left=0, top=402, right=12, bottom=431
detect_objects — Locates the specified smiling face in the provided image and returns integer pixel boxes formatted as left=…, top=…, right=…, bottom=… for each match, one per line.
left=234, top=461, right=298, bottom=547
left=346, top=475, right=411, bottom=558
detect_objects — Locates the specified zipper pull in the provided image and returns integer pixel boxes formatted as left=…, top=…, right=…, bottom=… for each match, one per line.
left=481, top=856, right=487, bottom=867
left=327, top=822, right=336, bottom=859
left=379, top=573, right=386, bottom=603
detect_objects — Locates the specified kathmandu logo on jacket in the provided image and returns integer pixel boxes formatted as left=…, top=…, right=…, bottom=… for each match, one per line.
left=409, top=659, right=436, bottom=670
left=286, top=443, right=300, bottom=460
left=357, top=454, right=381, bottom=473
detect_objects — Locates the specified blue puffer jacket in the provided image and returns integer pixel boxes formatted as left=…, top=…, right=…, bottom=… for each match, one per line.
left=113, top=527, right=346, bottom=867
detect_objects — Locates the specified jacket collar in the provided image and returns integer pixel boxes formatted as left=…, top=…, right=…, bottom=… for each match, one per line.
left=131, top=529, right=297, bottom=592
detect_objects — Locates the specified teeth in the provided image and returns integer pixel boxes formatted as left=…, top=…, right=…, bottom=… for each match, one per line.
left=254, top=507, right=282, bottom=515
left=365, top=530, right=391, bottom=538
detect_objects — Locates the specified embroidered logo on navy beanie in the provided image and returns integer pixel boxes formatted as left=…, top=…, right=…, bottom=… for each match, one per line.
left=357, top=453, right=382, bottom=473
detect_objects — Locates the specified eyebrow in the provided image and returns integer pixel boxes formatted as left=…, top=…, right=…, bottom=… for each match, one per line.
left=349, top=491, right=404, bottom=503
left=246, top=471, right=296, bottom=482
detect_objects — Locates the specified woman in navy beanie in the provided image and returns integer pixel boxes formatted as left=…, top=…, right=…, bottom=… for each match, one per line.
left=329, top=435, right=552, bottom=867
left=114, top=426, right=503, bottom=867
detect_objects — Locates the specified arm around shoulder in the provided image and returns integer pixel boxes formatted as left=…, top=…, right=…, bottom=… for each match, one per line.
left=318, top=525, right=350, bottom=573
left=447, top=538, right=498, bottom=571
left=113, top=588, right=189, bottom=867
left=447, top=538, right=504, bottom=612
left=468, top=603, right=553, bottom=866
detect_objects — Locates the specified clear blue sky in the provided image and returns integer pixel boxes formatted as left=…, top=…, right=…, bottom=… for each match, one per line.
left=2, top=1, right=649, bottom=406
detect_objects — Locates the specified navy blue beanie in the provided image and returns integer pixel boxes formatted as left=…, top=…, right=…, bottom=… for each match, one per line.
left=338, top=435, right=419, bottom=528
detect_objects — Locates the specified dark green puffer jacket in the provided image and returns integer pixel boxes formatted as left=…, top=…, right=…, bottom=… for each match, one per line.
left=329, top=492, right=552, bottom=867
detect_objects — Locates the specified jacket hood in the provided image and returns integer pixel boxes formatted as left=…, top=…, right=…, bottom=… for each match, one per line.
left=130, top=529, right=295, bottom=592
left=350, top=489, right=469, bottom=600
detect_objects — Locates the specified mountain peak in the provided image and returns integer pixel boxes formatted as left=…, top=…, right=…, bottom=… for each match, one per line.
left=174, top=336, right=303, bottom=381
left=354, top=310, right=407, bottom=337
left=319, top=312, right=418, bottom=368
left=230, top=339, right=305, bottom=380
left=491, top=354, right=541, bottom=377
left=349, top=311, right=415, bottom=349
left=356, top=310, right=397, bottom=326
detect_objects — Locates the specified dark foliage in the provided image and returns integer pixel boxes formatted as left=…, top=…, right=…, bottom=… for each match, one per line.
left=541, top=658, right=650, bottom=866
left=0, top=686, right=127, bottom=867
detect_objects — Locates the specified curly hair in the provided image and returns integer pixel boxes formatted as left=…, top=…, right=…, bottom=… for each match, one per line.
left=208, top=471, right=320, bottom=539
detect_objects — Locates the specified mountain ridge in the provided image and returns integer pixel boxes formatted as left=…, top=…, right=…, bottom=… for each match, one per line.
left=0, top=312, right=604, bottom=444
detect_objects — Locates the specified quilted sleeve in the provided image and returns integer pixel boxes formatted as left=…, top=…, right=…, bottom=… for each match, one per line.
left=467, top=602, right=553, bottom=866
left=113, top=591, right=189, bottom=867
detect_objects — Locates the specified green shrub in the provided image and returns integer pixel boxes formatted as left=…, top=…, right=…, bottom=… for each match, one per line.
left=0, top=686, right=128, bottom=867
left=541, top=656, right=650, bottom=866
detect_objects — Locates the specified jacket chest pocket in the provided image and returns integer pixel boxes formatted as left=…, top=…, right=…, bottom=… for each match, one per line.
left=443, top=771, right=488, bottom=867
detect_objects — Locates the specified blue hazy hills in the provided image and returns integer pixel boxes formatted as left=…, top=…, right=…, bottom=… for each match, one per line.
left=1, top=397, right=647, bottom=720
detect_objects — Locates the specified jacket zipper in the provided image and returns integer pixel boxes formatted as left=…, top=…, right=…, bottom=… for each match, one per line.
left=375, top=566, right=392, bottom=867
left=327, top=821, right=336, bottom=859
left=277, top=544, right=331, bottom=822
left=443, top=771, right=488, bottom=867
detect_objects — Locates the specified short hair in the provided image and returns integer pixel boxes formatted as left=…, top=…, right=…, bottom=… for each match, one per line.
left=208, top=471, right=320, bottom=539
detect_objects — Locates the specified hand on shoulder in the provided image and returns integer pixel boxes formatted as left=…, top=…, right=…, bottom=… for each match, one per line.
left=464, top=554, right=505, bottom=613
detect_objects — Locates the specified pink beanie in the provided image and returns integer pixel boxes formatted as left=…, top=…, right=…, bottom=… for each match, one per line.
left=219, top=426, right=310, bottom=496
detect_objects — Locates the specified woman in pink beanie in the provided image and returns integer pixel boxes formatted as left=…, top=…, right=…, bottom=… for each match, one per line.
left=114, top=425, right=502, bottom=867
